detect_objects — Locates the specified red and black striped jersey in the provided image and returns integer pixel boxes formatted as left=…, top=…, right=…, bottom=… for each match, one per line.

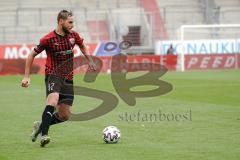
left=34, top=30, right=84, bottom=80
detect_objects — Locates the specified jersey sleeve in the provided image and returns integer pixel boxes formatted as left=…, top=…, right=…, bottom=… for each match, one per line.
left=75, top=32, right=84, bottom=48
left=34, top=37, right=47, bottom=54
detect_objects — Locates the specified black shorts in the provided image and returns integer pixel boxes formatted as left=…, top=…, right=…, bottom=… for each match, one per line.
left=45, top=75, right=74, bottom=106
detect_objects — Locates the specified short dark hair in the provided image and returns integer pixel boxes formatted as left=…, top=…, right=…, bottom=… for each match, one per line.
left=57, top=10, right=73, bottom=22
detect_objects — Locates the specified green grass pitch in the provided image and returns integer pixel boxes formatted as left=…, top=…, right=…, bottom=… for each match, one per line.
left=0, top=70, right=240, bottom=160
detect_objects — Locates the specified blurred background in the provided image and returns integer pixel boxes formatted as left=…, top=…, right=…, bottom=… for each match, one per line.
left=0, top=0, right=239, bottom=42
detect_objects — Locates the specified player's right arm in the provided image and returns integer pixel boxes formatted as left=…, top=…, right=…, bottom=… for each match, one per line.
left=21, top=50, right=39, bottom=87
left=21, top=37, right=46, bottom=88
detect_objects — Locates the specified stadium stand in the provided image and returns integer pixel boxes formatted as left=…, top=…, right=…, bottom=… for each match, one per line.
left=0, top=0, right=239, bottom=45
left=157, top=0, right=205, bottom=39
left=140, top=0, right=168, bottom=40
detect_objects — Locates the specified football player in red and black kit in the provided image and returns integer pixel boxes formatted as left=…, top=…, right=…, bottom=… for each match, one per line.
left=21, top=10, right=96, bottom=147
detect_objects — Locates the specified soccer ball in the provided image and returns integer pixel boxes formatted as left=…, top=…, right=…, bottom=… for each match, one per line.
left=102, top=126, right=121, bottom=143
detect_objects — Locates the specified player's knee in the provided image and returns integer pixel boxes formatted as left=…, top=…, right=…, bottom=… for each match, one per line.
left=47, top=93, right=59, bottom=106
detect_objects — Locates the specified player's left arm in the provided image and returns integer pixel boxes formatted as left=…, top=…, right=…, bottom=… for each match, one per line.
left=79, top=43, right=97, bottom=71
left=75, top=32, right=97, bottom=71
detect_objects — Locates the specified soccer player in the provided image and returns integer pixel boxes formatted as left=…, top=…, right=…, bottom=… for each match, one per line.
left=21, top=10, right=96, bottom=147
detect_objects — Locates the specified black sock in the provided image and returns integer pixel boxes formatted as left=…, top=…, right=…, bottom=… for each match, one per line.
left=37, top=113, right=63, bottom=136
left=50, top=112, right=64, bottom=125
left=40, top=105, right=55, bottom=136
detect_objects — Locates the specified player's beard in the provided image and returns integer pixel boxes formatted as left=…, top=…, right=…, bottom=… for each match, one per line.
left=62, top=25, right=70, bottom=34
